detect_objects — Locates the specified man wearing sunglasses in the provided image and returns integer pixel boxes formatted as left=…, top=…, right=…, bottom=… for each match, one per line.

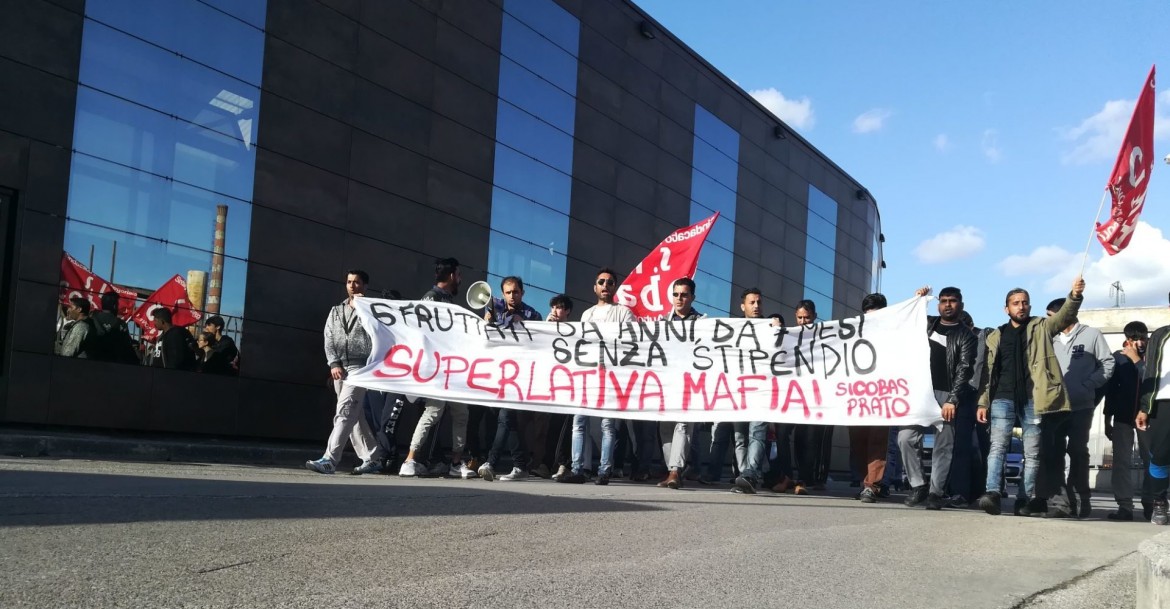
left=657, top=277, right=704, bottom=490
left=559, top=268, right=635, bottom=485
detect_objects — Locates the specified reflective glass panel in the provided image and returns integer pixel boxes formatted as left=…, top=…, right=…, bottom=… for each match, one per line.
left=55, top=0, right=267, bottom=369
left=488, top=0, right=579, bottom=303
left=86, top=0, right=266, bottom=85
left=489, top=187, right=570, bottom=256
left=504, top=0, right=580, bottom=57
left=496, top=102, right=574, bottom=173
left=487, top=231, right=567, bottom=311
left=500, top=15, right=578, bottom=94
left=498, top=58, right=576, bottom=132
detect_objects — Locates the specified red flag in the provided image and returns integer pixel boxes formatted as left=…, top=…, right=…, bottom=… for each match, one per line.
left=59, top=253, right=137, bottom=319
left=1096, top=66, right=1156, bottom=255
left=615, top=212, right=719, bottom=320
left=132, top=275, right=202, bottom=341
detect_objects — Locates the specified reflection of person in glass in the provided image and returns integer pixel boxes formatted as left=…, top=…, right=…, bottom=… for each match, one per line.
left=57, top=297, right=92, bottom=358
left=196, top=331, right=233, bottom=375
left=150, top=308, right=197, bottom=371
left=305, top=269, right=384, bottom=476
left=203, top=315, right=239, bottom=375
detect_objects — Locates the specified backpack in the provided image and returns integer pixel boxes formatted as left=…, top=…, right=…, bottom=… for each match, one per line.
left=83, top=311, right=140, bottom=364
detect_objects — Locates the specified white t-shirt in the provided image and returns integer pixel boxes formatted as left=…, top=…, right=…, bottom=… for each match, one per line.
left=580, top=302, right=635, bottom=324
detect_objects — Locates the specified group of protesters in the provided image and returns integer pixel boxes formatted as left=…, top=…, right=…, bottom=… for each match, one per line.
left=54, top=291, right=241, bottom=374
left=305, top=257, right=1170, bottom=525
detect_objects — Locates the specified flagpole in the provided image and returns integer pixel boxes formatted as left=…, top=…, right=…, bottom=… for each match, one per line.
left=1079, top=190, right=1110, bottom=276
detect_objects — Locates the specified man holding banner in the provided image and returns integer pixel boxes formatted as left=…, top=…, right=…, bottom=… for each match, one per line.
left=657, top=277, right=704, bottom=490
left=560, top=268, right=635, bottom=485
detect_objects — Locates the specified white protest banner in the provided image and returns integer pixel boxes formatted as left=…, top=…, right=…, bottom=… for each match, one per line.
left=346, top=296, right=939, bottom=426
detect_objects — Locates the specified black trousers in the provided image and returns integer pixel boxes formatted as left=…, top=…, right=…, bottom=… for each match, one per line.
left=1037, top=411, right=1072, bottom=511
left=1064, top=409, right=1094, bottom=495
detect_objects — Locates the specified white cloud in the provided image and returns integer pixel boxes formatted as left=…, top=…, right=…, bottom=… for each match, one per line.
left=997, top=245, right=1077, bottom=277
left=1059, top=91, right=1170, bottom=165
left=981, top=129, right=1002, bottom=162
left=933, top=133, right=951, bottom=152
left=852, top=108, right=893, bottom=134
left=998, top=222, right=1170, bottom=309
left=913, top=225, right=986, bottom=264
left=748, top=87, right=814, bottom=130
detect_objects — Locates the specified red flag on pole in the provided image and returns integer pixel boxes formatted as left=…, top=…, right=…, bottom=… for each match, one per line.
left=615, top=212, right=719, bottom=320
left=1096, top=65, right=1156, bottom=255
left=59, top=253, right=137, bottom=319
left=132, top=274, right=202, bottom=341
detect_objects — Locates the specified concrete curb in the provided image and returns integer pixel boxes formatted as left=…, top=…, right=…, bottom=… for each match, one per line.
left=1137, top=530, right=1170, bottom=609
left=0, top=430, right=322, bottom=468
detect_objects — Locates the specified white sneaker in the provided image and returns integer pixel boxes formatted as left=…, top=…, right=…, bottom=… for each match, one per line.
left=478, top=463, right=496, bottom=481
left=551, top=464, right=568, bottom=481
left=500, top=467, right=529, bottom=481
left=398, top=459, right=424, bottom=477
left=458, top=462, right=478, bottom=479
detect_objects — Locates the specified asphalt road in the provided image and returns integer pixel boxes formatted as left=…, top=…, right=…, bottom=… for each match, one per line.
left=0, top=457, right=1159, bottom=609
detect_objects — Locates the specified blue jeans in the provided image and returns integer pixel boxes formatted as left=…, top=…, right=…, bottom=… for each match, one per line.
left=572, top=415, right=616, bottom=476
left=986, top=398, right=1040, bottom=498
left=707, top=422, right=749, bottom=481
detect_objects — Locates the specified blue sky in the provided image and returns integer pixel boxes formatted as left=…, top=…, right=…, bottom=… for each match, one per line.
left=636, top=0, right=1170, bottom=327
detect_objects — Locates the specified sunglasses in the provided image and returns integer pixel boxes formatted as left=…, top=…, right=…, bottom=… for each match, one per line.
left=672, top=292, right=693, bottom=298
left=596, top=278, right=615, bottom=286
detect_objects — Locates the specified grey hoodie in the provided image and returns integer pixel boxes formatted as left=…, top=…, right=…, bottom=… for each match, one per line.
left=324, top=299, right=372, bottom=369
left=1051, top=323, right=1114, bottom=411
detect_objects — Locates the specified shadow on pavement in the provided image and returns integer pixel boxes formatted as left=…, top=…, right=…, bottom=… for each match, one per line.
left=0, top=469, right=665, bottom=527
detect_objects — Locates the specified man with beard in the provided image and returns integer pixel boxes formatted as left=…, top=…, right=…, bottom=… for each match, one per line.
left=558, top=268, right=634, bottom=485
left=976, top=276, right=1085, bottom=518
left=898, top=287, right=976, bottom=510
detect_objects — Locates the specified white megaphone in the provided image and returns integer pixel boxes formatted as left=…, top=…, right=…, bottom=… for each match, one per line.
left=465, top=280, right=493, bottom=310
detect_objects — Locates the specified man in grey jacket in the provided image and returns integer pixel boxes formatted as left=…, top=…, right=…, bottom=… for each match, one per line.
left=305, top=269, right=384, bottom=475
left=1046, top=298, right=1114, bottom=517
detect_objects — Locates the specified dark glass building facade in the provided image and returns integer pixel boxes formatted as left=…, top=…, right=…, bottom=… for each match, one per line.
left=0, top=0, right=883, bottom=441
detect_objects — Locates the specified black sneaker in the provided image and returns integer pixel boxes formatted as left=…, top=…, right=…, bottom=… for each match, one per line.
left=559, top=472, right=588, bottom=484
left=1017, top=498, right=1047, bottom=517
left=1107, top=508, right=1134, bottom=521
left=595, top=474, right=610, bottom=486
left=924, top=493, right=945, bottom=510
left=1153, top=499, right=1169, bottom=526
left=1078, top=493, right=1092, bottom=519
left=977, top=491, right=1002, bottom=515
left=947, top=495, right=970, bottom=509
left=877, top=483, right=891, bottom=498
left=904, top=485, right=928, bottom=507
left=859, top=487, right=878, bottom=503
left=1143, top=500, right=1154, bottom=522
left=733, top=476, right=758, bottom=495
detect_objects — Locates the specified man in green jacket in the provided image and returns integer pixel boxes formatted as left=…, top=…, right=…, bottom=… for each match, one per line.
left=975, top=276, right=1085, bottom=517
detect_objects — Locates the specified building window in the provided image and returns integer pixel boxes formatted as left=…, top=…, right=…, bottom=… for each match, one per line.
left=486, top=0, right=580, bottom=311
left=689, top=105, right=739, bottom=317
left=805, top=185, right=838, bottom=318
left=56, top=0, right=266, bottom=368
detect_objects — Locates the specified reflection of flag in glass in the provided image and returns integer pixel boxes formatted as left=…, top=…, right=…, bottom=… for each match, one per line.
left=59, top=253, right=137, bottom=319
left=615, top=212, right=720, bottom=320
left=1096, top=66, right=1156, bottom=255
left=132, top=274, right=203, bottom=341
